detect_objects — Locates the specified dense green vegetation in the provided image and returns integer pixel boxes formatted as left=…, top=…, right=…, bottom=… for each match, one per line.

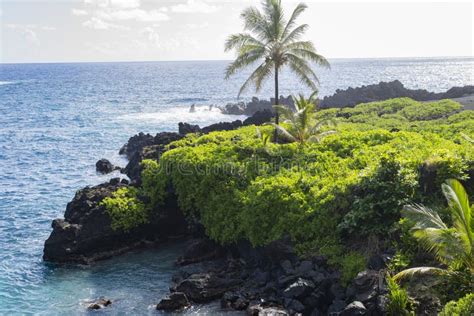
left=439, top=293, right=474, bottom=316
left=103, top=97, right=473, bottom=311
left=100, top=187, right=148, bottom=231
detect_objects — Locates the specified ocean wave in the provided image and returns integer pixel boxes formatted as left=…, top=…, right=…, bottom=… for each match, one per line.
left=0, top=81, right=17, bottom=86
left=0, top=80, right=35, bottom=86
left=169, top=97, right=209, bottom=103
left=117, top=105, right=246, bottom=126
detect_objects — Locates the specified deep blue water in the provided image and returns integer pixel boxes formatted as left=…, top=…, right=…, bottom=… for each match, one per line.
left=0, top=58, right=473, bottom=315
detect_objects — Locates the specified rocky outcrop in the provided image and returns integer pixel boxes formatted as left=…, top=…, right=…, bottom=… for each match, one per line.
left=43, top=180, right=188, bottom=264
left=157, top=237, right=348, bottom=315
left=95, top=158, right=120, bottom=174
left=220, top=96, right=295, bottom=116
left=121, top=132, right=183, bottom=184
left=319, top=80, right=474, bottom=108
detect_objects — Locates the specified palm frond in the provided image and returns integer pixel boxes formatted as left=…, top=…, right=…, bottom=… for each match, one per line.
left=442, top=179, right=473, bottom=257
left=282, top=24, right=309, bottom=44
left=307, top=130, right=336, bottom=143
left=282, top=2, right=307, bottom=39
left=393, top=267, right=448, bottom=282
left=224, top=33, right=264, bottom=52
left=225, top=46, right=266, bottom=79
left=402, top=204, right=448, bottom=230
left=241, top=6, right=270, bottom=40
left=286, top=54, right=319, bottom=90
left=237, top=61, right=273, bottom=97
left=270, top=123, right=297, bottom=142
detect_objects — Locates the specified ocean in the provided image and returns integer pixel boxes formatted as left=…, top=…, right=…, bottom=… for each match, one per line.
left=0, top=57, right=472, bottom=315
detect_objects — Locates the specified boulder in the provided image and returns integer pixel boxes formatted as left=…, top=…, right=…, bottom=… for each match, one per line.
left=346, top=269, right=387, bottom=314
left=283, top=278, right=315, bottom=298
left=175, top=272, right=242, bottom=303
left=156, top=292, right=190, bottom=311
left=175, top=238, right=224, bottom=266
left=87, top=298, right=112, bottom=310
left=340, top=301, right=367, bottom=316
left=247, top=303, right=289, bottom=316
left=95, top=159, right=119, bottom=174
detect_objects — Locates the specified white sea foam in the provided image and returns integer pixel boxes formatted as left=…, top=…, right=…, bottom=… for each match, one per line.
left=0, top=81, right=16, bottom=85
left=117, top=105, right=247, bottom=126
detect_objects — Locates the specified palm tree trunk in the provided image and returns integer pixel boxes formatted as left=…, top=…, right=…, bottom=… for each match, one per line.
left=274, top=65, right=279, bottom=142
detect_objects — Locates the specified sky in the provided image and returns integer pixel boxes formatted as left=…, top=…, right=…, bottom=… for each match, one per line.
left=0, top=0, right=472, bottom=63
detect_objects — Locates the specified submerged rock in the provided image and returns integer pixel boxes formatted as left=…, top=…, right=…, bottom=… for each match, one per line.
left=87, top=298, right=112, bottom=310
left=156, top=292, right=190, bottom=311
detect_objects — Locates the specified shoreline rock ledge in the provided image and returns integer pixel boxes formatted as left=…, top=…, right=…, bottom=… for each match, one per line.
left=219, top=80, right=474, bottom=115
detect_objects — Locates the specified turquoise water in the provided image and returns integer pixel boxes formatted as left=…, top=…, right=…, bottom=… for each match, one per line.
left=0, top=58, right=472, bottom=314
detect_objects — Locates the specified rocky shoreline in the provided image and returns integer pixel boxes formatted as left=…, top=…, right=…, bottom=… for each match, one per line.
left=42, top=82, right=469, bottom=314
left=219, top=80, right=474, bottom=115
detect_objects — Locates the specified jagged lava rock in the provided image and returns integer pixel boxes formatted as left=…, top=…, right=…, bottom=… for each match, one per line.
left=43, top=181, right=187, bottom=263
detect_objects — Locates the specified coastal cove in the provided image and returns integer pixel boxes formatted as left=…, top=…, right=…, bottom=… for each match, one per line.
left=0, top=58, right=473, bottom=314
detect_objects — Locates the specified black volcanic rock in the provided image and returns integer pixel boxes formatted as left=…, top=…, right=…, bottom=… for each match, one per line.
left=43, top=182, right=187, bottom=264
left=319, top=80, right=474, bottom=108
left=221, top=96, right=295, bottom=116
left=156, top=292, right=190, bottom=311
left=178, top=122, right=201, bottom=135
left=95, top=158, right=119, bottom=174
left=243, top=109, right=274, bottom=126
left=121, top=132, right=183, bottom=184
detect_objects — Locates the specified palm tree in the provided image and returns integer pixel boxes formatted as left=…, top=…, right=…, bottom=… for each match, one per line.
left=224, top=0, right=329, bottom=140
left=394, top=179, right=473, bottom=281
left=272, top=93, right=335, bottom=145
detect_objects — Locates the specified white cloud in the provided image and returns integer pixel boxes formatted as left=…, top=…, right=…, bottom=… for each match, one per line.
left=72, top=8, right=89, bottom=16
left=6, top=24, right=42, bottom=45
left=140, top=26, right=160, bottom=46
left=84, top=0, right=140, bottom=9
left=110, top=0, right=141, bottom=9
left=171, top=0, right=219, bottom=14
left=97, top=8, right=169, bottom=22
left=82, top=17, right=129, bottom=30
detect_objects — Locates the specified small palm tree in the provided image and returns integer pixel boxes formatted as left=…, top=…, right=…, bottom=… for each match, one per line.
left=272, top=93, right=335, bottom=145
left=224, top=0, right=329, bottom=140
left=394, top=179, right=473, bottom=281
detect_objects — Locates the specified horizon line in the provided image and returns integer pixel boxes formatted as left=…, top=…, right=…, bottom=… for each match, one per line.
left=1, top=55, right=472, bottom=66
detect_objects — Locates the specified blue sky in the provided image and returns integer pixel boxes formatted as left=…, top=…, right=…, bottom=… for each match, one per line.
left=0, top=0, right=472, bottom=63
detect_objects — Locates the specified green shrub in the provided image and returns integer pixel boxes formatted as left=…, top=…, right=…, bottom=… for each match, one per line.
left=100, top=187, right=148, bottom=231
left=340, top=252, right=367, bottom=286
left=386, top=275, right=413, bottom=315
left=399, top=99, right=461, bottom=121
left=440, top=293, right=474, bottom=316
